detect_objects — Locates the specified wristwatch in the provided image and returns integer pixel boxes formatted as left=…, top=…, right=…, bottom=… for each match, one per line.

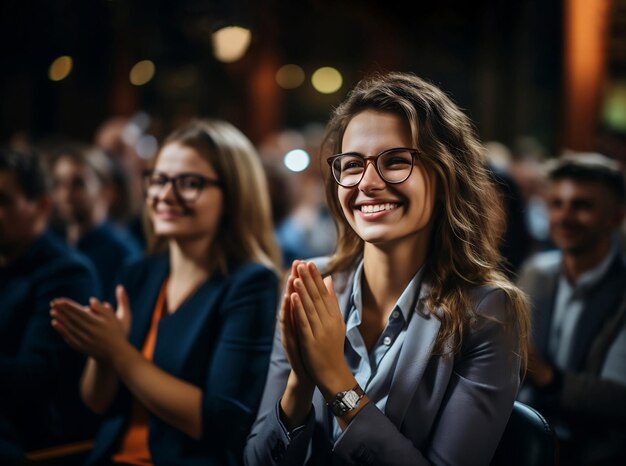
left=328, top=384, right=365, bottom=417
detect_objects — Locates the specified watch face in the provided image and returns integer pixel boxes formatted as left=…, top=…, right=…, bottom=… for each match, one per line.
left=343, top=390, right=360, bottom=409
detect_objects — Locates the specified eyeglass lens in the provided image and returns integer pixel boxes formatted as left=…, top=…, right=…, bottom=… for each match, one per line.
left=144, top=173, right=206, bottom=202
left=332, top=149, right=414, bottom=187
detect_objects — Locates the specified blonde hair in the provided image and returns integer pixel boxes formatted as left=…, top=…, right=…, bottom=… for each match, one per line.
left=147, top=119, right=281, bottom=277
left=322, top=72, right=529, bottom=362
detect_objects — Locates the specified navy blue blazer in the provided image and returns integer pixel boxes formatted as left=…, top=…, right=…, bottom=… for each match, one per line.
left=0, top=231, right=100, bottom=452
left=86, top=254, right=279, bottom=466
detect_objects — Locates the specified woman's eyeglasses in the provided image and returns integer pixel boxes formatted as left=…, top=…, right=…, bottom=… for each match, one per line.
left=141, top=170, right=222, bottom=203
left=326, top=147, right=419, bottom=188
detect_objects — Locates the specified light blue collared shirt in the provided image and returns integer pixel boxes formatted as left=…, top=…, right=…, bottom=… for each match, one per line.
left=332, top=259, right=425, bottom=442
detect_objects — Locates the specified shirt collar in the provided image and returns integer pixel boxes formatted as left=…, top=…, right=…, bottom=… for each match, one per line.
left=350, top=257, right=426, bottom=323
left=562, top=239, right=620, bottom=292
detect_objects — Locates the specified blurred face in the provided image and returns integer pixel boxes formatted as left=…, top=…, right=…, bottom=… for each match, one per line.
left=147, top=142, right=223, bottom=243
left=336, top=110, right=437, bottom=249
left=547, top=178, right=623, bottom=256
left=52, top=156, right=103, bottom=225
left=0, top=170, right=45, bottom=256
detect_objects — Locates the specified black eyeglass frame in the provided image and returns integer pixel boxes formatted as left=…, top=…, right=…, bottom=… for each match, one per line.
left=141, top=169, right=222, bottom=204
left=326, top=147, right=420, bottom=187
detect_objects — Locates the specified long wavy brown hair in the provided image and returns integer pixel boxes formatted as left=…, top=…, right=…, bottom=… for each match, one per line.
left=321, top=72, right=529, bottom=363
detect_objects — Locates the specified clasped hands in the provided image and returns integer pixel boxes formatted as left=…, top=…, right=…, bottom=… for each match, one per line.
left=280, top=260, right=353, bottom=402
left=50, top=285, right=132, bottom=364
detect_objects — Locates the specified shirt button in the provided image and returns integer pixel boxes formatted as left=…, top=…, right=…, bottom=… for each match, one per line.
left=391, top=310, right=400, bottom=320
left=383, top=336, right=392, bottom=346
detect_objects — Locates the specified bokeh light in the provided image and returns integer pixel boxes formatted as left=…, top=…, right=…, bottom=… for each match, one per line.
left=284, top=149, right=310, bottom=172
left=276, top=64, right=305, bottom=89
left=212, top=26, right=251, bottom=63
left=48, top=56, right=73, bottom=81
left=129, top=60, right=155, bottom=86
left=311, top=67, right=342, bottom=94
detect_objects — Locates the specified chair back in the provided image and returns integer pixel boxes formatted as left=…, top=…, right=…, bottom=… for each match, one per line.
left=491, top=401, right=557, bottom=466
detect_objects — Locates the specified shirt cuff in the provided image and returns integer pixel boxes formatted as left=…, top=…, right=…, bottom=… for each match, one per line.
left=276, top=399, right=314, bottom=441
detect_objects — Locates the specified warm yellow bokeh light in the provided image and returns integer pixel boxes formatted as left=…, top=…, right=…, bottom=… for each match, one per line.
left=276, top=64, right=305, bottom=89
left=129, top=60, right=155, bottom=86
left=48, top=56, right=73, bottom=81
left=311, top=67, right=342, bottom=94
left=212, top=26, right=251, bottom=63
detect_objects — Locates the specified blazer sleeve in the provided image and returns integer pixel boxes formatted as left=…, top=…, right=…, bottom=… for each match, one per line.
left=0, top=258, right=98, bottom=402
left=201, top=264, right=279, bottom=450
left=243, top=313, right=317, bottom=466
left=558, top=319, right=626, bottom=426
left=333, top=288, right=522, bottom=466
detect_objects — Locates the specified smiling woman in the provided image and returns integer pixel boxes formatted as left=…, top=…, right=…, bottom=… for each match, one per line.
left=50, top=119, right=282, bottom=466
left=244, top=72, right=531, bottom=466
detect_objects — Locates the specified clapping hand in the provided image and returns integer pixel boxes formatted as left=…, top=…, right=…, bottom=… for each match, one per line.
left=50, top=285, right=132, bottom=363
left=289, top=261, right=352, bottom=398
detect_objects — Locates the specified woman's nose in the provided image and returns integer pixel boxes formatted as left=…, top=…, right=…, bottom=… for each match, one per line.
left=358, top=161, right=385, bottom=191
left=156, top=181, right=177, bottom=202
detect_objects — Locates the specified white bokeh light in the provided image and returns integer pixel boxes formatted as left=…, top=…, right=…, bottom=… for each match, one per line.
left=136, top=134, right=158, bottom=160
left=284, top=149, right=310, bottom=172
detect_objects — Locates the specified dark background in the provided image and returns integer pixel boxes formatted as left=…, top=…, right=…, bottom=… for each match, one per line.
left=0, top=0, right=624, bottom=157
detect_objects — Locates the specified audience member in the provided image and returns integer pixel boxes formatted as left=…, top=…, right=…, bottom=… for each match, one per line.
left=94, top=114, right=155, bottom=248
left=510, top=136, right=552, bottom=251
left=262, top=160, right=300, bottom=270
left=0, top=146, right=100, bottom=463
left=50, top=119, right=281, bottom=465
left=484, top=140, right=535, bottom=275
left=484, top=148, right=534, bottom=275
left=517, top=152, right=626, bottom=465
left=245, top=72, right=529, bottom=465
left=259, top=127, right=337, bottom=269
left=50, top=142, right=143, bottom=301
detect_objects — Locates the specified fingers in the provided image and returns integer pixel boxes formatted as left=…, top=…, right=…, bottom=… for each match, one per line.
left=296, top=262, right=338, bottom=320
left=89, top=297, right=109, bottom=316
left=49, top=297, right=81, bottom=309
left=290, top=292, right=314, bottom=341
left=307, top=262, right=328, bottom=297
left=286, top=261, right=301, bottom=296
left=116, top=285, right=130, bottom=315
left=116, top=285, right=129, bottom=306
left=293, top=277, right=322, bottom=335
left=51, top=316, right=92, bottom=353
left=296, top=263, right=325, bottom=302
left=279, top=292, right=291, bottom=330
left=280, top=294, right=298, bottom=353
left=50, top=301, right=95, bottom=334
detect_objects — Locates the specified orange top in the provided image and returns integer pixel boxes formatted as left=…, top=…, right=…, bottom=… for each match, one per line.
left=111, top=280, right=168, bottom=466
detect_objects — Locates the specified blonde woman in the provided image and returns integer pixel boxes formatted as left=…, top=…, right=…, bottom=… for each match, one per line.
left=51, top=119, right=281, bottom=465
left=245, top=72, right=529, bottom=465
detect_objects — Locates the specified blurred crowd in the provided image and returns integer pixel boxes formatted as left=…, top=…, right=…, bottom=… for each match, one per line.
left=1, top=108, right=626, bottom=465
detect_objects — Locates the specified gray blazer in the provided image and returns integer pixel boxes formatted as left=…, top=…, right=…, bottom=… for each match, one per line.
left=516, top=250, right=626, bottom=423
left=244, top=262, right=522, bottom=466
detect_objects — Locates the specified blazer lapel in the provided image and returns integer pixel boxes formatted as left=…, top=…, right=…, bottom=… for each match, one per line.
left=531, top=263, right=559, bottom=355
left=313, top=268, right=441, bottom=431
left=128, top=255, right=169, bottom=349
left=385, top=283, right=441, bottom=428
left=568, top=257, right=626, bottom=369
left=153, top=274, right=226, bottom=376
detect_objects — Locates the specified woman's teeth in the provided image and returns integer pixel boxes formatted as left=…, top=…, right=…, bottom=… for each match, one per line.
left=360, top=203, right=398, bottom=213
